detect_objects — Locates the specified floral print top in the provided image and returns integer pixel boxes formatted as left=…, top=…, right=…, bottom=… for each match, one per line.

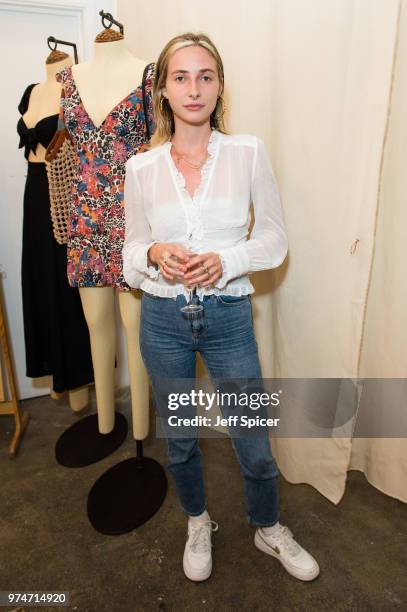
left=56, top=63, right=155, bottom=290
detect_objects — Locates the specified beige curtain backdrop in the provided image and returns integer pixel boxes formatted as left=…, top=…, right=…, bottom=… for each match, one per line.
left=117, top=0, right=407, bottom=504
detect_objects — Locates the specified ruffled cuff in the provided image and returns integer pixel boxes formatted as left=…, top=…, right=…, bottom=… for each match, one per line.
left=214, top=254, right=229, bottom=289
left=214, top=245, right=250, bottom=288
left=133, top=241, right=160, bottom=280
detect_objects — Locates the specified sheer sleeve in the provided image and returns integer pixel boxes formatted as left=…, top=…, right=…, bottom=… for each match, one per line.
left=122, top=158, right=159, bottom=288
left=214, top=137, right=288, bottom=288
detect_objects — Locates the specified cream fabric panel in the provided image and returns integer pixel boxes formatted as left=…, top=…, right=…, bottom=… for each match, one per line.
left=357, top=0, right=406, bottom=379
left=117, top=0, right=403, bottom=504
left=350, top=1, right=407, bottom=504
left=259, top=0, right=401, bottom=505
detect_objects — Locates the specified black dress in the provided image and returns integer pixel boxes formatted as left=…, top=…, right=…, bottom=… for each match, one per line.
left=17, top=84, right=94, bottom=393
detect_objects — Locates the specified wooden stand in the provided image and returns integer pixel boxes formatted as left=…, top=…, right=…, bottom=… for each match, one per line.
left=0, top=278, right=29, bottom=457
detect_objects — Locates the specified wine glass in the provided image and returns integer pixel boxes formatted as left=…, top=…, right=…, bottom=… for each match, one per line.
left=180, top=285, right=203, bottom=316
left=169, top=249, right=204, bottom=317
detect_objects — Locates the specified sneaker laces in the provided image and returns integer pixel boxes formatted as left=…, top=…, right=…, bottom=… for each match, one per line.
left=189, top=520, right=219, bottom=554
left=266, top=524, right=302, bottom=557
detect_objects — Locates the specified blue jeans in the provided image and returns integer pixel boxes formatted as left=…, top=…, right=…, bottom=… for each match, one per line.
left=140, top=291, right=280, bottom=528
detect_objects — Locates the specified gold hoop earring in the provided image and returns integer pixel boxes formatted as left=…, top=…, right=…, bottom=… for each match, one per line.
left=160, top=96, right=166, bottom=112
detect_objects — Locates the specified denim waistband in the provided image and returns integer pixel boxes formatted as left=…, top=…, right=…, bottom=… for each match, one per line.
left=142, top=291, right=250, bottom=302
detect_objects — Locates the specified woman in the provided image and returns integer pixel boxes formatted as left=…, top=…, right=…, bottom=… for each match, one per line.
left=123, top=32, right=319, bottom=583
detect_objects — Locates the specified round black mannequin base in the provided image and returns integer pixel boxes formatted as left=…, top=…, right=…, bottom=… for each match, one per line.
left=87, top=456, right=168, bottom=534
left=55, top=412, right=128, bottom=468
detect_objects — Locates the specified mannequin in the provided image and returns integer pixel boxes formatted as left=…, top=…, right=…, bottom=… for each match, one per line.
left=18, top=49, right=93, bottom=412
left=23, top=51, right=71, bottom=163
left=58, top=29, right=152, bottom=437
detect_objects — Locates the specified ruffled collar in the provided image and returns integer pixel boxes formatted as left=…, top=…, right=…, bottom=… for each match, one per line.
left=166, top=129, right=220, bottom=203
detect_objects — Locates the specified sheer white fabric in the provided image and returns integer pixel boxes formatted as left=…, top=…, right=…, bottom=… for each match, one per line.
left=123, top=129, right=288, bottom=299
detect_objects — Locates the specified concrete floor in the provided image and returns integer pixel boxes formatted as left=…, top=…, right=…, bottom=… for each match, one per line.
left=1, top=388, right=406, bottom=612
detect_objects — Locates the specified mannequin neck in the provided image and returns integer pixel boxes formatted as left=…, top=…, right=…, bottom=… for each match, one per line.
left=93, top=38, right=132, bottom=65
left=46, top=57, right=72, bottom=82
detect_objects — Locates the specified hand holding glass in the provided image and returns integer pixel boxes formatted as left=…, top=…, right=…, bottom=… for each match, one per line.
left=170, top=250, right=204, bottom=315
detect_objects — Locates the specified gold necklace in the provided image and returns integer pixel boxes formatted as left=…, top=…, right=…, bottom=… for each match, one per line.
left=171, top=145, right=208, bottom=170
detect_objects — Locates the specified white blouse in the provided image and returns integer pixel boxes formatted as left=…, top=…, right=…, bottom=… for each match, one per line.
left=122, top=128, right=288, bottom=299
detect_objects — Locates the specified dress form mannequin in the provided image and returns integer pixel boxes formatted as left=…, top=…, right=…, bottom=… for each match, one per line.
left=54, top=24, right=166, bottom=533
left=23, top=52, right=71, bottom=164
left=70, top=33, right=150, bottom=438
left=21, top=50, right=90, bottom=412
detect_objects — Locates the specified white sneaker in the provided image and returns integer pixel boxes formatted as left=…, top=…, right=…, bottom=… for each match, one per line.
left=183, top=518, right=219, bottom=582
left=254, top=523, right=320, bottom=581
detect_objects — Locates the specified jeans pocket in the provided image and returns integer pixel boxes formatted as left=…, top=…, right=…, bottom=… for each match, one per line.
left=217, top=294, right=250, bottom=306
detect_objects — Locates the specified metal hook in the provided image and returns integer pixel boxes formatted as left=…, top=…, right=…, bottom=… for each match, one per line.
left=99, top=9, right=124, bottom=34
left=47, top=36, right=79, bottom=64
left=47, top=36, right=57, bottom=51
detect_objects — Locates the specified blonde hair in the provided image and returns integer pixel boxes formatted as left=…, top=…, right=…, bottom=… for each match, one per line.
left=149, top=32, right=228, bottom=148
